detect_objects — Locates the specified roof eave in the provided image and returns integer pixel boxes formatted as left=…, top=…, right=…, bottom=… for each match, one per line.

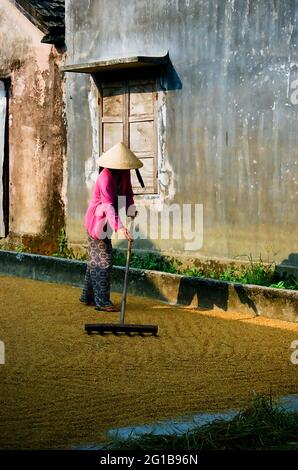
left=60, top=53, right=169, bottom=74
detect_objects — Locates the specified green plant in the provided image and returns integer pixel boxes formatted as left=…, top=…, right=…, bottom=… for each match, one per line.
left=15, top=243, right=25, bottom=253
left=112, top=250, right=127, bottom=267
left=111, top=250, right=298, bottom=291
left=183, top=267, right=204, bottom=277
left=53, top=228, right=68, bottom=257
left=213, top=255, right=276, bottom=287
left=270, top=280, right=287, bottom=289
left=53, top=228, right=87, bottom=261
left=208, top=270, right=218, bottom=279
left=270, top=275, right=298, bottom=291
left=219, top=267, right=238, bottom=282
left=53, top=241, right=297, bottom=291
left=113, top=251, right=180, bottom=274
left=103, top=396, right=298, bottom=450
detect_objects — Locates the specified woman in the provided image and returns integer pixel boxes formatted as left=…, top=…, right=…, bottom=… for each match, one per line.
left=80, top=142, right=142, bottom=312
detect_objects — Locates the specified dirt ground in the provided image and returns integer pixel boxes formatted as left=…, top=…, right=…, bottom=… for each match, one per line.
left=0, top=274, right=298, bottom=449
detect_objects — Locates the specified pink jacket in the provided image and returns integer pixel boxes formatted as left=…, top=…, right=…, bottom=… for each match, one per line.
left=84, top=168, right=135, bottom=239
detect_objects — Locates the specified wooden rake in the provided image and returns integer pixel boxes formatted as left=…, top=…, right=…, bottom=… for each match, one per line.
left=85, top=239, right=158, bottom=336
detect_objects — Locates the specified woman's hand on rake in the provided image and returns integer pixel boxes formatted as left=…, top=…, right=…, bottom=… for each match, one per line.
left=119, top=227, right=134, bottom=241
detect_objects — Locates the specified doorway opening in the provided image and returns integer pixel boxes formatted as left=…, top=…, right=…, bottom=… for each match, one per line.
left=0, top=79, right=9, bottom=238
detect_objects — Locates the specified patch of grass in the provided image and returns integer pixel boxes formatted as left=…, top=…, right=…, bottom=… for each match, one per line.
left=53, top=228, right=73, bottom=258
left=53, top=228, right=87, bottom=261
left=15, top=243, right=26, bottom=253
left=112, top=250, right=298, bottom=291
left=269, top=276, right=298, bottom=291
left=217, top=255, right=276, bottom=286
left=113, top=251, right=181, bottom=274
left=51, top=233, right=297, bottom=291
left=103, top=396, right=298, bottom=450
left=183, top=267, right=204, bottom=277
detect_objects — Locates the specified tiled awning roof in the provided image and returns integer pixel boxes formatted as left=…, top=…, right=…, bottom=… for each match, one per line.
left=14, top=0, right=65, bottom=45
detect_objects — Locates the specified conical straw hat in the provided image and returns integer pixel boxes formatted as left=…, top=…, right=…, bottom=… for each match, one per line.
left=98, top=142, right=143, bottom=169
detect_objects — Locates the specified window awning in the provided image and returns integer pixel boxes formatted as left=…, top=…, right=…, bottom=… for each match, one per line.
left=60, top=54, right=169, bottom=73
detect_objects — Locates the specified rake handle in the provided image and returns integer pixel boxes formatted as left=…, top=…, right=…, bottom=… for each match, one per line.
left=120, top=239, right=132, bottom=324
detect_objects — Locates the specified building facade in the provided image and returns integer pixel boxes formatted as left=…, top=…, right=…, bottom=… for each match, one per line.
left=0, top=0, right=297, bottom=274
left=63, top=0, right=298, bottom=272
left=0, top=0, right=65, bottom=254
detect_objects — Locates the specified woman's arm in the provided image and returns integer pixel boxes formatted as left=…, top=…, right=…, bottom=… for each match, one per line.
left=99, top=173, right=124, bottom=231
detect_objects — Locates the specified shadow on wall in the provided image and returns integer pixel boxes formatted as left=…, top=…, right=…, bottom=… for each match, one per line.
left=159, top=57, right=182, bottom=92
left=177, top=276, right=229, bottom=311
left=176, top=277, right=258, bottom=314
left=275, top=253, right=298, bottom=281
left=92, top=55, right=182, bottom=93
left=114, top=231, right=258, bottom=315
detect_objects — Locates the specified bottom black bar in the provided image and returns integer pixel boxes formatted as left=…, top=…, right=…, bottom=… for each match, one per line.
left=0, top=450, right=296, bottom=466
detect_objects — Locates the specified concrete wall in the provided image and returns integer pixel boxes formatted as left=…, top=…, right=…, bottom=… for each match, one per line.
left=0, top=0, right=66, bottom=254
left=64, top=0, right=298, bottom=269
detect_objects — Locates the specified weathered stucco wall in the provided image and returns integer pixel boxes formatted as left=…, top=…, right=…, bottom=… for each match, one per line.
left=64, top=0, right=298, bottom=267
left=63, top=73, right=94, bottom=243
left=0, top=0, right=66, bottom=253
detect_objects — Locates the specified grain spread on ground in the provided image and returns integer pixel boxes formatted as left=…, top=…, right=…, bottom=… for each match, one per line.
left=0, top=275, right=297, bottom=449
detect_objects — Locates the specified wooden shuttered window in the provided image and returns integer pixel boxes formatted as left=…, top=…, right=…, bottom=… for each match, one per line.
left=99, top=79, right=158, bottom=194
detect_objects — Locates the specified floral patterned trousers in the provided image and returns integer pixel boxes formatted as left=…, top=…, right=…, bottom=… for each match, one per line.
left=80, top=235, right=114, bottom=308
